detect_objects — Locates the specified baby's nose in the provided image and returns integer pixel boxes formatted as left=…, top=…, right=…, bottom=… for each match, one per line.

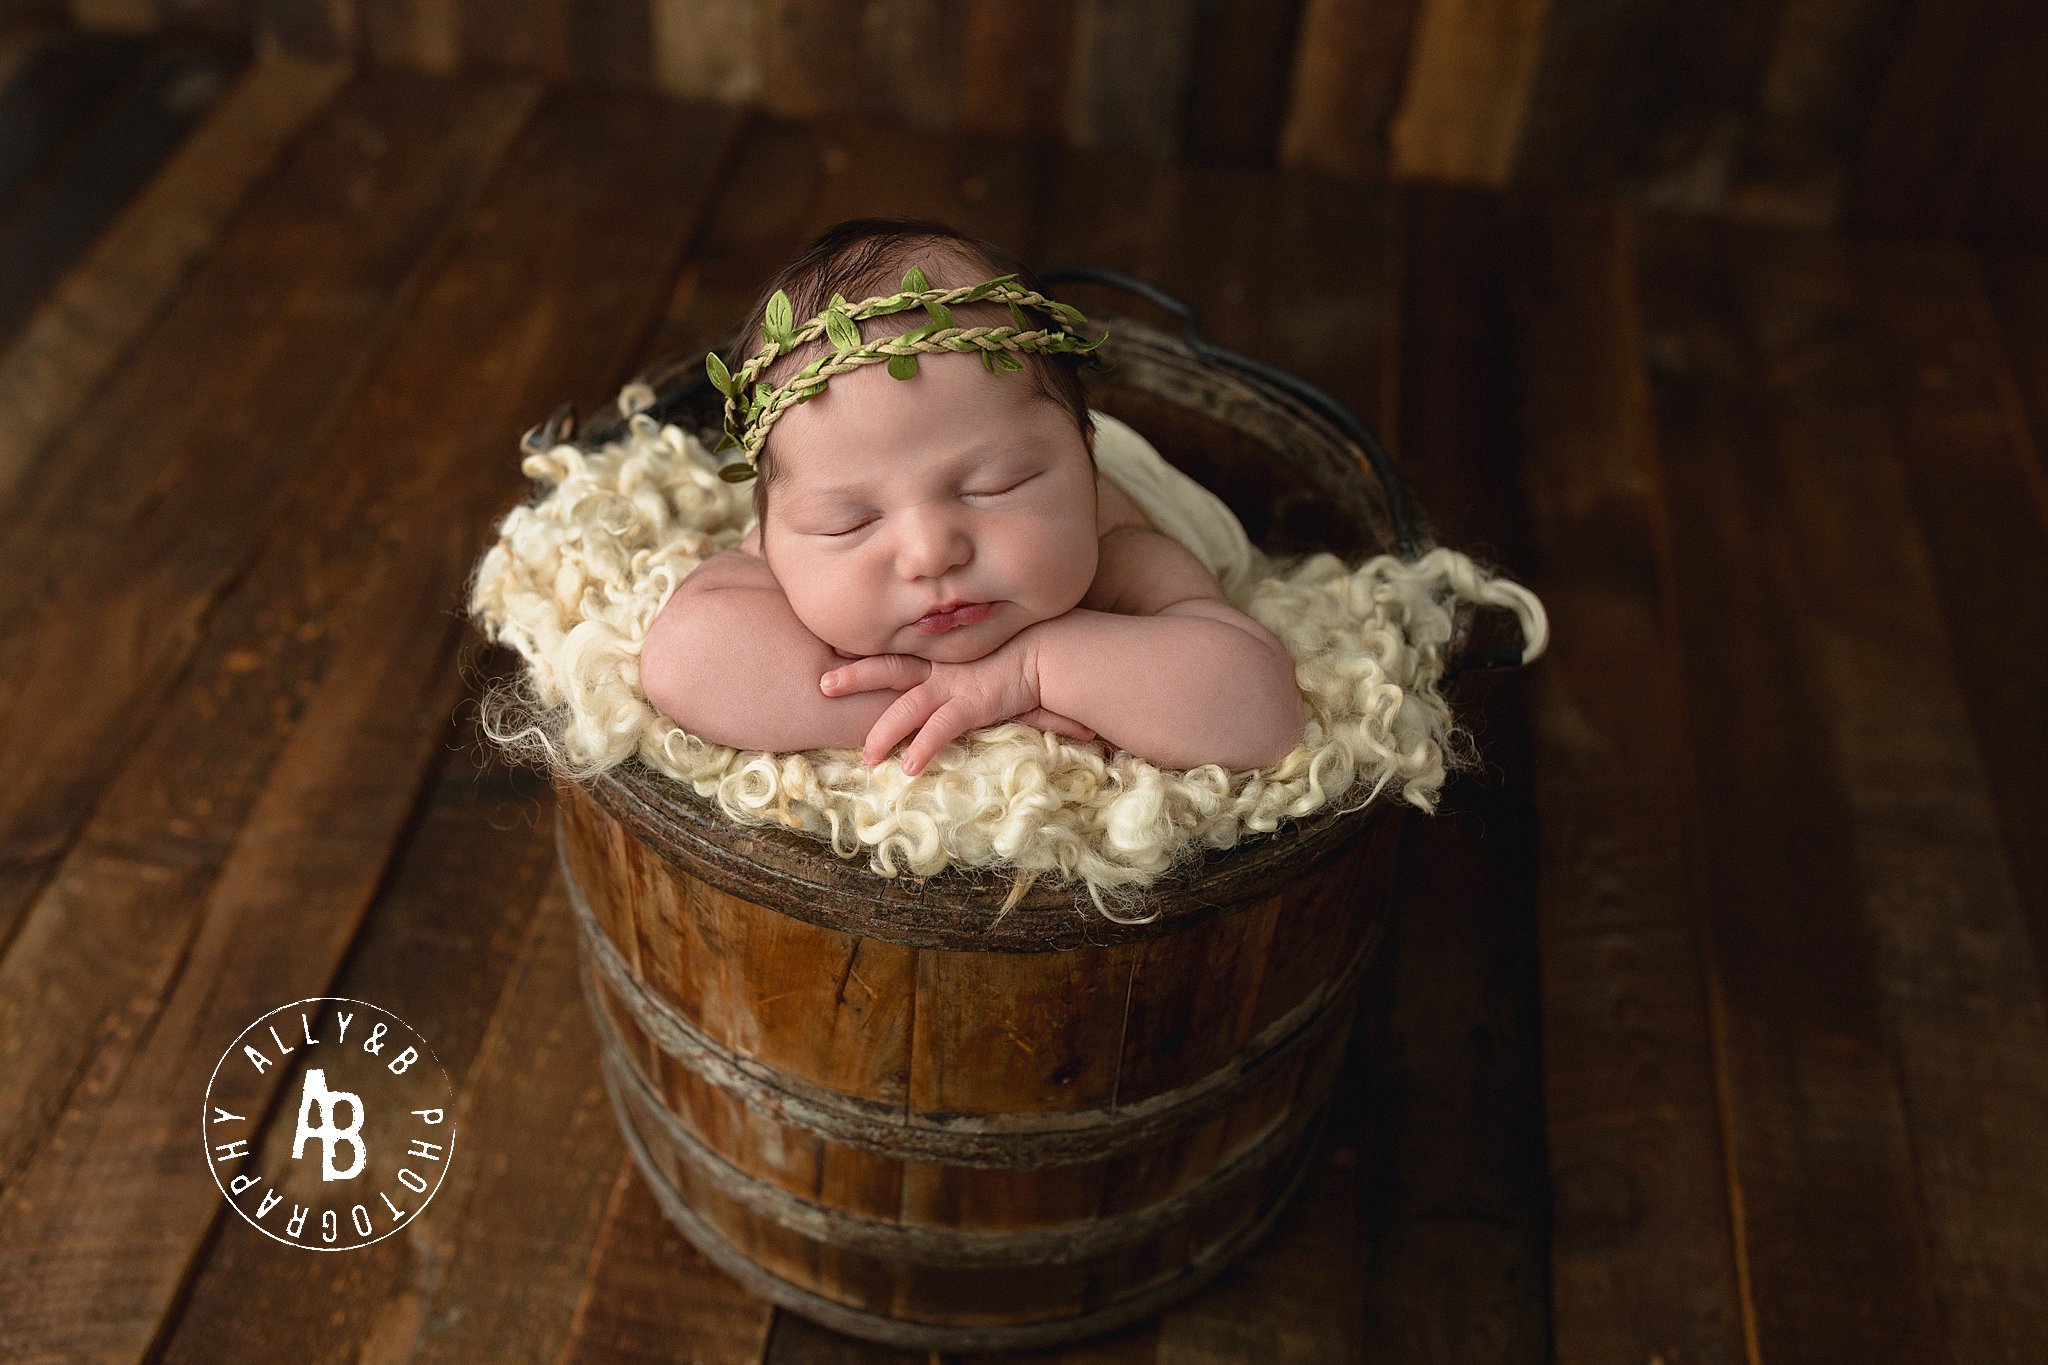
left=898, top=507, right=974, bottom=573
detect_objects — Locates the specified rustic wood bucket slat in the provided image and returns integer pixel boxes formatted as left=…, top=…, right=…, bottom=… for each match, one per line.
left=551, top=311, right=1423, bottom=1351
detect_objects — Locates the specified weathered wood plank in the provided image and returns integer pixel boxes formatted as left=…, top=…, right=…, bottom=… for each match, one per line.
left=1958, top=245, right=2048, bottom=984
left=861, top=0, right=969, bottom=133
left=1974, top=246, right=2048, bottom=485
left=758, top=0, right=863, bottom=120
left=0, top=74, right=534, bottom=957
left=1276, top=0, right=1417, bottom=180
left=1, top=3, right=66, bottom=29
left=0, top=471, right=485, bottom=1361
left=147, top=0, right=249, bottom=38
left=956, top=0, right=1075, bottom=142
left=1633, top=209, right=1948, bottom=1361
left=151, top=647, right=563, bottom=1361
left=1512, top=0, right=1780, bottom=211
left=0, top=22, right=55, bottom=93
left=762, top=1310, right=925, bottom=1364
left=1723, top=0, right=1914, bottom=228
left=1044, top=158, right=1395, bottom=441
left=1733, top=226, right=2048, bottom=1358
left=1142, top=1125, right=1356, bottom=1365
left=0, top=51, right=346, bottom=501
left=0, top=27, right=148, bottom=208
left=1389, top=0, right=1550, bottom=186
left=352, top=881, right=629, bottom=1365
left=69, top=0, right=154, bottom=31
left=1178, top=0, right=1304, bottom=166
left=557, top=1164, right=776, bottom=1364
left=649, top=0, right=763, bottom=105
left=154, top=87, right=742, bottom=1359
left=456, top=0, right=654, bottom=87
left=0, top=86, right=742, bottom=1362
left=1036, top=153, right=1296, bottom=372
left=634, top=112, right=1048, bottom=381
left=457, top=0, right=571, bottom=80
left=253, top=0, right=357, bottom=63
left=1367, top=180, right=1550, bottom=1365
left=0, top=37, right=239, bottom=341
left=1064, top=0, right=1199, bottom=158
left=1507, top=197, right=1748, bottom=1364
left=627, top=115, right=828, bottom=391
left=1255, top=171, right=1394, bottom=428
left=1842, top=0, right=2048, bottom=241
left=360, top=0, right=459, bottom=72
left=563, top=0, right=651, bottom=89
left=954, top=1318, right=1158, bottom=1365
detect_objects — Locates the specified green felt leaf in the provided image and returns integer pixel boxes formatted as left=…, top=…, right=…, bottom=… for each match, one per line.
left=764, top=290, right=794, bottom=347
left=718, top=460, right=756, bottom=482
left=887, top=353, right=919, bottom=380
left=705, top=350, right=733, bottom=396
left=901, top=264, right=930, bottom=293
left=925, top=300, right=954, bottom=329
left=824, top=307, right=860, bottom=351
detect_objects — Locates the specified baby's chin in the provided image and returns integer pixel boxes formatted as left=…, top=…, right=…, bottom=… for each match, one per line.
left=821, top=606, right=1056, bottom=664
left=904, top=632, right=1007, bottom=664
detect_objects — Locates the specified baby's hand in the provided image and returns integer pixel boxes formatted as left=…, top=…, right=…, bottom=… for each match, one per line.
left=819, top=634, right=1090, bottom=774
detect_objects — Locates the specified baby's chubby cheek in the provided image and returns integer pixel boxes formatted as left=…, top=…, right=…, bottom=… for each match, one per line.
left=776, top=581, right=917, bottom=661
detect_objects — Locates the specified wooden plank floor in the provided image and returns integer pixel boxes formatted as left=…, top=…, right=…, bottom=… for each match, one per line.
left=1, top=38, right=2044, bottom=1365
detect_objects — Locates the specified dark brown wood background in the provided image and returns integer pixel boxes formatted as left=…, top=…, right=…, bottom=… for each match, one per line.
left=0, top=10, right=2044, bottom=1364
left=7, top=0, right=2048, bottom=239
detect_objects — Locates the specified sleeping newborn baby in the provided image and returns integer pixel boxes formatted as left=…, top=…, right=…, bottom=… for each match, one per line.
left=640, top=217, right=1304, bottom=777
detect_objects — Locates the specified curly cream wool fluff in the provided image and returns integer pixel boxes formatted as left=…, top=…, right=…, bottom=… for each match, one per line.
left=466, top=399, right=1548, bottom=926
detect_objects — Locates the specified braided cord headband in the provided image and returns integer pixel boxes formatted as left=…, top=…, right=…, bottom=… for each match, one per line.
left=705, top=265, right=1109, bottom=482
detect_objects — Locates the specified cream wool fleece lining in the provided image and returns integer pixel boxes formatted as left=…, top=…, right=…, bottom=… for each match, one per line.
left=467, top=395, right=1548, bottom=925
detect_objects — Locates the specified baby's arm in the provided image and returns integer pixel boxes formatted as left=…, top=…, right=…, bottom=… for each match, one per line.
left=1036, top=527, right=1303, bottom=770
left=639, top=555, right=897, bottom=754
left=641, top=552, right=1095, bottom=756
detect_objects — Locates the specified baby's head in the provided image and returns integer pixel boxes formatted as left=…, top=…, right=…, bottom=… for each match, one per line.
left=726, top=218, right=1101, bottom=664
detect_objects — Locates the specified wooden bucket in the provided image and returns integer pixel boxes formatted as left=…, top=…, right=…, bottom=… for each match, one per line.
left=552, top=312, right=1422, bottom=1351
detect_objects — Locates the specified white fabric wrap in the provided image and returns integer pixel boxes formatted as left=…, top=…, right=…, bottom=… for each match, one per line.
left=1089, top=409, right=1259, bottom=597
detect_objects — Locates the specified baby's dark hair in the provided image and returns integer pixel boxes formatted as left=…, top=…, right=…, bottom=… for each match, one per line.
left=727, top=218, right=1096, bottom=536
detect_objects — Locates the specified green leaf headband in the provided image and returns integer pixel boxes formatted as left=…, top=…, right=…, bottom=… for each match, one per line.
left=705, top=264, right=1109, bottom=482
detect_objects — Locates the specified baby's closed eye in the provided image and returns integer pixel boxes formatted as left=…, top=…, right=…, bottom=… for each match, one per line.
left=814, top=476, right=1040, bottom=536
left=965, top=472, right=1035, bottom=498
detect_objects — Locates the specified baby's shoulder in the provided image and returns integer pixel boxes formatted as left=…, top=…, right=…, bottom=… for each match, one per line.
left=680, top=530, right=776, bottom=596
left=1095, top=470, right=1154, bottom=539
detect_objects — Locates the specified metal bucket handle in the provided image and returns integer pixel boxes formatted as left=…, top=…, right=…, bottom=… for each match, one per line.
left=1039, top=266, right=1530, bottom=676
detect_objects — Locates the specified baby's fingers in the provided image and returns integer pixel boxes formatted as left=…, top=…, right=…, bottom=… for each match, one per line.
left=901, top=698, right=981, bottom=776
left=862, top=687, right=936, bottom=766
left=822, top=654, right=925, bottom=697
left=1016, top=707, right=1095, bottom=742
